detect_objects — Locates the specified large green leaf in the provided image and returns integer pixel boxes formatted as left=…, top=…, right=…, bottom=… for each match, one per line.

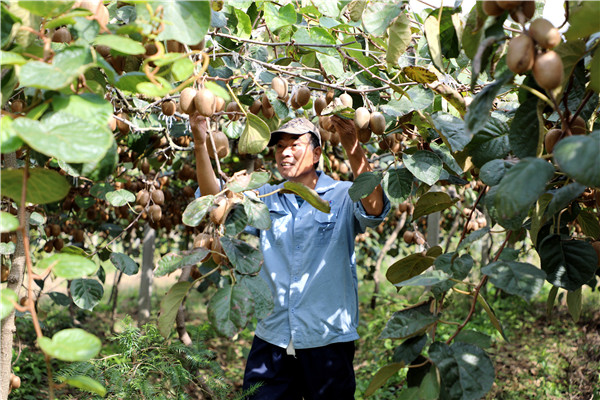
left=481, top=261, right=546, bottom=302
left=238, top=113, right=270, bottom=155
left=0, top=50, right=27, bottom=66
left=462, top=2, right=487, bottom=60
left=402, top=151, right=443, bottom=186
left=14, top=111, right=112, bottom=163
left=158, top=281, right=192, bottom=338
left=283, top=181, right=330, bottom=213
left=0, top=168, right=70, bottom=205
left=154, top=249, right=210, bottom=278
left=429, top=342, right=495, bottom=400
left=431, top=253, right=474, bottom=297
left=508, top=96, right=541, bottom=159
left=52, top=93, right=113, bottom=129
left=477, top=294, right=507, bottom=340
left=109, top=252, right=139, bottom=276
left=387, top=13, right=411, bottom=65
left=394, top=270, right=450, bottom=288
left=553, top=131, right=600, bottom=187
left=465, top=71, right=513, bottom=137
left=38, top=328, right=101, bottom=362
left=413, top=191, right=457, bottom=220
left=238, top=274, right=274, bottom=319
left=182, top=195, right=214, bottom=227
left=70, top=279, right=103, bottom=310
left=1, top=116, right=24, bottom=154
left=364, top=363, right=405, bottom=397
left=1, top=288, right=18, bottom=320
left=424, top=15, right=443, bottom=71
left=220, top=236, right=262, bottom=275
left=493, top=158, right=555, bottom=222
left=479, top=160, right=511, bottom=187
left=431, top=112, right=471, bottom=153
left=0, top=211, right=19, bottom=233
left=263, top=2, right=296, bottom=32
left=227, top=171, right=270, bottom=193
left=538, top=235, right=598, bottom=291
left=93, top=34, right=145, bottom=55
left=567, top=288, right=582, bottom=323
left=60, top=376, right=106, bottom=397
left=565, top=1, right=600, bottom=40
left=386, top=253, right=436, bottom=285
left=208, top=284, right=253, bottom=338
left=380, top=304, right=439, bottom=340
left=243, top=195, right=271, bottom=230
left=348, top=171, right=382, bottom=202
left=17, top=1, right=73, bottom=17
left=383, top=168, right=413, bottom=203
left=590, top=50, right=600, bottom=93
left=393, top=335, right=427, bottom=365
left=576, top=211, right=600, bottom=240
left=105, top=189, right=135, bottom=207
left=464, top=117, right=510, bottom=168
left=293, top=26, right=337, bottom=56
left=19, top=46, right=94, bottom=90
left=545, top=183, right=586, bottom=217
left=150, top=1, right=210, bottom=45
left=381, top=86, right=434, bottom=117
left=362, top=2, right=402, bottom=36
left=38, top=254, right=97, bottom=280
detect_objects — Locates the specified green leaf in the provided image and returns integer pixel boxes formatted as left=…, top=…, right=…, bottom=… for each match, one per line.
left=233, top=7, right=252, bottom=39
left=546, top=285, right=559, bottom=316
left=93, top=34, right=146, bottom=55
left=465, top=71, right=513, bottom=137
left=0, top=50, right=27, bottom=66
left=403, top=66, right=437, bottom=84
left=424, top=15, right=443, bottom=71
left=481, top=261, right=546, bottom=302
left=477, top=294, right=507, bottom=340
left=566, top=288, right=582, bottom=323
left=428, top=342, right=495, bottom=400
left=44, top=10, right=91, bottom=30
left=224, top=205, right=248, bottom=236
left=387, top=13, right=411, bottom=65
left=347, top=0, right=367, bottom=22
left=49, top=292, right=70, bottom=306
left=18, top=1, right=74, bottom=17
left=0, top=211, right=19, bottom=233
left=457, top=227, right=491, bottom=252
left=383, top=168, right=413, bottom=203
left=60, top=375, right=106, bottom=397
left=38, top=254, right=97, bottom=280
left=38, top=328, right=101, bottom=362
left=493, top=158, right=555, bottom=222
left=348, top=171, right=382, bottom=202
left=538, top=235, right=598, bottom=291
left=70, top=279, right=103, bottom=310
left=565, top=1, right=600, bottom=40
left=479, top=160, right=511, bottom=187
left=0, top=242, right=15, bottom=255
left=110, top=252, right=139, bottom=275
left=508, top=96, right=540, bottom=159
left=238, top=113, right=270, bottom=155
left=362, top=2, right=402, bottom=36
left=105, top=189, right=135, bottom=207
left=431, top=253, right=474, bottom=297
left=243, top=195, right=271, bottom=230
left=1, top=288, right=18, bottom=320
left=380, top=304, right=439, bottom=340
left=171, top=57, right=194, bottom=81
left=208, top=284, right=253, bottom=338
left=454, top=330, right=492, bottom=349
left=394, top=270, right=450, bottom=288
left=263, top=2, right=296, bottom=32
left=19, top=46, right=94, bottom=90
left=220, top=236, right=262, bottom=275
left=364, top=363, right=405, bottom=397
left=154, top=249, right=210, bottom=278
left=393, top=335, right=427, bottom=365
left=227, top=171, right=270, bottom=193
left=90, top=182, right=113, bottom=201
left=590, top=50, right=600, bottom=93
left=158, top=281, right=192, bottom=338
left=431, top=112, right=470, bottom=152
left=402, top=151, right=443, bottom=186
left=465, top=117, right=510, bottom=168
left=576, top=211, right=600, bottom=240
left=462, top=2, right=487, bottom=59
left=0, top=168, right=70, bottom=205
left=14, top=111, right=112, bottom=163
left=413, top=191, right=457, bottom=220
left=545, top=182, right=586, bottom=217
left=1, top=116, right=24, bottom=154
left=386, top=253, right=436, bottom=285
left=283, top=181, right=331, bottom=213
left=52, top=93, right=113, bottom=134
left=148, top=1, right=210, bottom=45
left=381, top=86, right=434, bottom=117
left=553, top=131, right=600, bottom=187
left=238, top=274, right=274, bottom=320
left=182, top=195, right=214, bottom=227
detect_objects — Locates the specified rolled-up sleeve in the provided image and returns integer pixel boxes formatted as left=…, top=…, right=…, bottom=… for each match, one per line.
left=353, top=192, right=391, bottom=233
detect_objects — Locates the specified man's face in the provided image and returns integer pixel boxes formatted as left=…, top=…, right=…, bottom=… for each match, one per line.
left=274, top=133, right=321, bottom=181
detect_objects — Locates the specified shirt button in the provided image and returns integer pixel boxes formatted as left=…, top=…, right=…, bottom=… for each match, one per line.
left=291, top=308, right=295, bottom=313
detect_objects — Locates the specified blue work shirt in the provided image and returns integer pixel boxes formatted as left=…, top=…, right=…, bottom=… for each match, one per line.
left=246, top=171, right=390, bottom=349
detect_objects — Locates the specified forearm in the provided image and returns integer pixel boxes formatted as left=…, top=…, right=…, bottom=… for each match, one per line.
left=194, top=143, right=220, bottom=196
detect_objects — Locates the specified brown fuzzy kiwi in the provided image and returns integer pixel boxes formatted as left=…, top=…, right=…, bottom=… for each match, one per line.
left=295, top=86, right=311, bottom=107
left=206, top=130, right=230, bottom=160
left=544, top=128, right=563, bottom=154
left=161, top=100, right=176, bottom=116
left=510, top=1, right=535, bottom=22
left=116, top=112, right=130, bottom=134
left=190, top=39, right=205, bottom=51
left=140, top=158, right=150, bottom=174
left=357, top=127, right=371, bottom=143
left=226, top=102, right=241, bottom=121
left=325, top=90, right=335, bottom=104
left=330, top=131, right=341, bottom=147
left=482, top=1, right=505, bottom=16
left=214, top=96, right=226, bottom=113
left=249, top=99, right=262, bottom=114
left=271, top=77, right=288, bottom=99
left=319, top=127, right=332, bottom=142
left=96, top=45, right=110, bottom=58
left=533, top=51, right=564, bottom=90
left=354, top=107, right=371, bottom=130
left=413, top=232, right=425, bottom=245
left=314, top=96, right=327, bottom=116
left=261, top=92, right=272, bottom=110
left=51, top=224, right=61, bottom=237
left=506, top=34, right=535, bottom=74
left=370, top=112, right=386, bottom=135
left=78, top=0, right=101, bottom=12
left=378, top=136, right=394, bottom=151
left=497, top=1, right=522, bottom=10
left=319, top=115, right=334, bottom=131
left=193, top=233, right=213, bottom=262
left=211, top=237, right=225, bottom=264
left=339, top=93, right=353, bottom=108
left=262, top=105, right=275, bottom=119
left=210, top=196, right=229, bottom=225
left=149, top=204, right=162, bottom=221
left=136, top=189, right=150, bottom=206
left=73, top=229, right=84, bottom=243
left=566, top=116, right=587, bottom=135
left=182, top=186, right=195, bottom=198
left=53, top=238, right=64, bottom=251
left=11, top=99, right=25, bottom=113
left=195, top=88, right=216, bottom=117
left=108, top=115, right=117, bottom=131
left=52, top=27, right=72, bottom=43
left=152, top=189, right=164, bottom=205
left=290, top=94, right=301, bottom=109
left=179, top=87, right=197, bottom=114
left=167, top=40, right=184, bottom=53
left=529, top=18, right=561, bottom=49
left=403, top=230, right=414, bottom=244
left=1, top=265, right=9, bottom=282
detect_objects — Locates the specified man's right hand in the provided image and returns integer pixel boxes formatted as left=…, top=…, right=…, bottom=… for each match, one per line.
left=190, top=113, right=208, bottom=145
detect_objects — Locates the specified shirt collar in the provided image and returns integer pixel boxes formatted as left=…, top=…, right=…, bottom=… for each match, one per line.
left=314, top=171, right=337, bottom=194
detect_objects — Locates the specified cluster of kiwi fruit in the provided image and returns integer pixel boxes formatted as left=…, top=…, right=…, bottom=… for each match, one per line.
left=461, top=207, right=488, bottom=233
left=403, top=230, right=426, bottom=246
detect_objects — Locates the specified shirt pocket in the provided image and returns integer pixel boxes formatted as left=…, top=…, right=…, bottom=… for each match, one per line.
left=269, top=210, right=289, bottom=243
left=314, top=211, right=337, bottom=244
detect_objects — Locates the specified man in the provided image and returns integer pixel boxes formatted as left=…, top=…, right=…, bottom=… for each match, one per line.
left=192, top=114, right=389, bottom=399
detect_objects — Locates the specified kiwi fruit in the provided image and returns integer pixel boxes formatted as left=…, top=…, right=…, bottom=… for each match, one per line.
left=190, top=39, right=205, bottom=51
left=152, top=189, right=164, bottom=205
left=370, top=112, right=386, bottom=136
left=53, top=238, right=64, bottom=251
left=182, top=186, right=195, bottom=198
left=206, top=130, right=230, bottom=159
left=149, top=205, right=162, bottom=221
left=544, top=128, right=562, bottom=153
left=211, top=237, right=225, bottom=264
left=354, top=107, right=371, bottom=130
left=43, top=241, right=54, bottom=253
left=140, top=158, right=150, bottom=174
left=167, top=40, right=184, bottom=53
left=413, top=232, right=425, bottom=245
left=339, top=93, right=353, bottom=108
left=482, top=1, right=505, bottom=16
left=195, top=88, right=215, bottom=117
left=73, top=229, right=84, bottom=243
left=566, top=116, right=587, bottom=135
left=95, top=5, right=109, bottom=26
left=193, top=233, right=212, bottom=262
left=330, top=131, right=341, bottom=147
left=11, top=99, right=25, bottom=113
left=180, top=87, right=197, bottom=114
left=249, top=99, right=262, bottom=114
left=529, top=18, right=561, bottom=49
left=497, top=1, right=522, bottom=10
left=136, top=189, right=150, bottom=206
left=50, top=224, right=61, bottom=237
left=52, top=27, right=72, bottom=43
left=510, top=1, right=535, bottom=22
left=262, top=105, right=275, bottom=119
left=319, top=127, right=332, bottom=142
left=533, top=51, right=564, bottom=90
left=357, top=127, right=371, bottom=143
left=161, top=100, right=176, bottom=116
left=108, top=115, right=117, bottom=131
left=261, top=92, right=272, bottom=110
left=295, top=87, right=311, bottom=107
left=271, top=77, right=288, bottom=99
left=319, top=116, right=333, bottom=131
left=403, top=230, right=414, bottom=244
left=95, top=45, right=110, bottom=58
left=325, top=90, right=335, bottom=104
left=1, top=265, right=9, bottom=282
left=506, top=34, right=535, bottom=74
left=116, top=112, right=130, bottom=134
left=210, top=196, right=229, bottom=225
left=290, top=94, right=301, bottom=109
left=226, top=102, right=241, bottom=121
left=214, top=96, right=226, bottom=113
left=314, top=96, right=327, bottom=116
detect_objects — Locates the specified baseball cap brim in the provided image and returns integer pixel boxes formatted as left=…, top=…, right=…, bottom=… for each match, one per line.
left=267, top=118, right=321, bottom=147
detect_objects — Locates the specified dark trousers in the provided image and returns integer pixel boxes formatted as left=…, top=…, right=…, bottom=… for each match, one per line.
left=242, top=336, right=356, bottom=400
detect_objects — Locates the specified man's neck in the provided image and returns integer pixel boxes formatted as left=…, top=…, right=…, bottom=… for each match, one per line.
left=288, top=170, right=319, bottom=189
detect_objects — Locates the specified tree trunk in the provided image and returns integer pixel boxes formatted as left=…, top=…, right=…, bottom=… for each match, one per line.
left=137, top=225, right=155, bottom=326
left=0, top=153, right=28, bottom=400
left=427, top=212, right=440, bottom=247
